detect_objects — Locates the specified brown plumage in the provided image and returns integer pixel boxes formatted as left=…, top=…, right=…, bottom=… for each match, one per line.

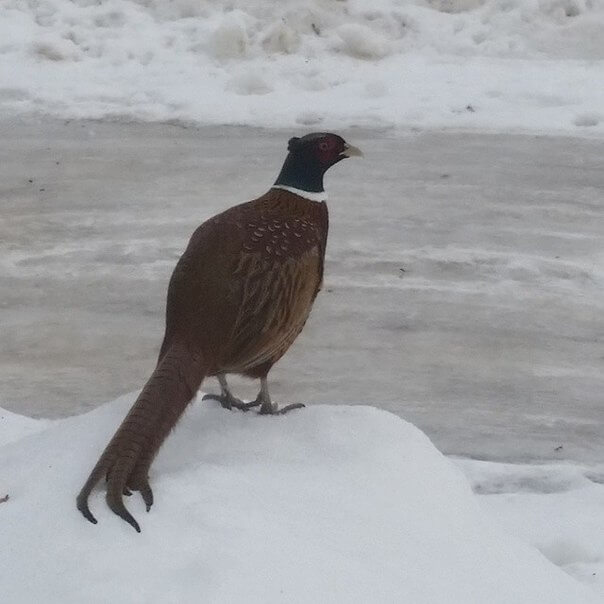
left=76, top=132, right=362, bottom=532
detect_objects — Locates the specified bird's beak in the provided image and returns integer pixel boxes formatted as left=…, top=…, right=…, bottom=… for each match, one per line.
left=340, top=143, right=363, bottom=158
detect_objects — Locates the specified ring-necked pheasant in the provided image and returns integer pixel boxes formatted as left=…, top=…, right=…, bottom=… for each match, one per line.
left=76, top=132, right=362, bottom=532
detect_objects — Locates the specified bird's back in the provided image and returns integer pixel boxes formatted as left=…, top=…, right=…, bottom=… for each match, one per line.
left=160, top=188, right=329, bottom=375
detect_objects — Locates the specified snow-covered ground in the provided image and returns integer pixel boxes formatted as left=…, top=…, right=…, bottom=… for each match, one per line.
left=458, top=457, right=604, bottom=597
left=1, top=0, right=604, bottom=136
left=1, top=395, right=602, bottom=603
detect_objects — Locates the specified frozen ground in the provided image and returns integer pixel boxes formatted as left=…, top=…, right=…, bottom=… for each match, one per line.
left=0, top=397, right=602, bottom=603
left=1, top=0, right=604, bottom=136
left=1, top=119, right=602, bottom=465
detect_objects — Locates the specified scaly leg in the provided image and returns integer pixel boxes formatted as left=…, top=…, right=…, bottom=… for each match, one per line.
left=256, top=376, right=305, bottom=415
left=202, top=374, right=261, bottom=411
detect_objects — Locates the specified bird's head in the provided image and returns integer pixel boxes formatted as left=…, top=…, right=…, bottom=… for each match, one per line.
left=287, top=133, right=363, bottom=168
left=274, top=132, right=363, bottom=195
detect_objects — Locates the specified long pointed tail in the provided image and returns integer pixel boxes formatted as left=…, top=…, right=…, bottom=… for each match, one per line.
left=76, top=342, right=206, bottom=532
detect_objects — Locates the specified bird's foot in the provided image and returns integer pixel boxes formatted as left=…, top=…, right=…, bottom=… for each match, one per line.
left=202, top=392, right=261, bottom=412
left=258, top=401, right=306, bottom=415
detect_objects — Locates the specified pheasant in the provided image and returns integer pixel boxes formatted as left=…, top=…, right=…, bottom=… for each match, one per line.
left=76, top=132, right=362, bottom=532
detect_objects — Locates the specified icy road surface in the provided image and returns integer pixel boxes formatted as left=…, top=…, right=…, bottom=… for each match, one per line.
left=0, top=119, right=602, bottom=463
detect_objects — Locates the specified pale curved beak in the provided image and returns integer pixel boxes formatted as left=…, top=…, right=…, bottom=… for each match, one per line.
left=341, top=143, right=363, bottom=158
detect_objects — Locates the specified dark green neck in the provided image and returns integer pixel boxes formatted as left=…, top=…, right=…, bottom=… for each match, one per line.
left=274, top=153, right=325, bottom=193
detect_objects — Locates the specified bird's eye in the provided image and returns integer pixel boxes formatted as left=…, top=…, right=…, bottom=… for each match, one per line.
left=319, top=142, right=329, bottom=151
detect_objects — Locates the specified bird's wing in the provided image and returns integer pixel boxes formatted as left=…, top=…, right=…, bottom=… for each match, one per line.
left=162, top=196, right=326, bottom=372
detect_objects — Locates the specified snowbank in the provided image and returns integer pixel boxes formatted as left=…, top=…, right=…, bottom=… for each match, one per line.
left=1, top=0, right=604, bottom=135
left=458, top=458, right=604, bottom=598
left=0, top=395, right=599, bottom=603
left=0, top=407, right=51, bottom=446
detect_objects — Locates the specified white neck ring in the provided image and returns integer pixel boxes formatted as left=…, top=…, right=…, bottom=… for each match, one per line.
left=271, top=185, right=328, bottom=202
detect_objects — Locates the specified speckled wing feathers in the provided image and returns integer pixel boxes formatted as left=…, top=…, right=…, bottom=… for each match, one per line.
left=218, top=190, right=328, bottom=372
left=161, top=189, right=328, bottom=376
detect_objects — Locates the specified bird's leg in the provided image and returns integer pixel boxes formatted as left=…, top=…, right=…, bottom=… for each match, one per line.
left=202, top=374, right=260, bottom=411
left=256, top=376, right=305, bottom=415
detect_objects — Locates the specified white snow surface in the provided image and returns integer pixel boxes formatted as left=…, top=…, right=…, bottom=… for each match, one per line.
left=458, top=458, right=604, bottom=598
left=1, top=395, right=601, bottom=603
left=2, top=0, right=604, bottom=136
left=0, top=407, right=52, bottom=447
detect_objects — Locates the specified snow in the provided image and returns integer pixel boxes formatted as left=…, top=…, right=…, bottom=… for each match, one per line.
left=1, top=0, right=604, bottom=135
left=0, top=408, right=51, bottom=446
left=457, top=458, right=604, bottom=596
left=0, top=396, right=601, bottom=603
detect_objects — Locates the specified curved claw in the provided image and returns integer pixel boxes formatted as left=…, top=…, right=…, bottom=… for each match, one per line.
left=278, top=403, right=306, bottom=415
left=259, top=402, right=306, bottom=415
left=106, top=490, right=141, bottom=533
left=137, top=480, right=154, bottom=512
left=76, top=494, right=98, bottom=525
left=125, top=474, right=154, bottom=512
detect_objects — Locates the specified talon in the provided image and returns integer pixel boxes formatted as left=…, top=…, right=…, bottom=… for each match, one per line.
left=127, top=475, right=155, bottom=512
left=279, top=403, right=305, bottom=414
left=76, top=494, right=98, bottom=525
left=106, top=491, right=141, bottom=533
left=259, top=402, right=305, bottom=415
left=139, top=481, right=154, bottom=512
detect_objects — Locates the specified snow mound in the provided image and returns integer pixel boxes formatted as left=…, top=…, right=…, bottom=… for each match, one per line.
left=0, top=407, right=51, bottom=446
left=1, top=0, right=603, bottom=135
left=0, top=397, right=599, bottom=603
left=458, top=458, right=604, bottom=597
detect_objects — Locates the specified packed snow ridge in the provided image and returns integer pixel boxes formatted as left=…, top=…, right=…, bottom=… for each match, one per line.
left=1, top=0, right=603, bottom=135
left=0, top=395, right=601, bottom=603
